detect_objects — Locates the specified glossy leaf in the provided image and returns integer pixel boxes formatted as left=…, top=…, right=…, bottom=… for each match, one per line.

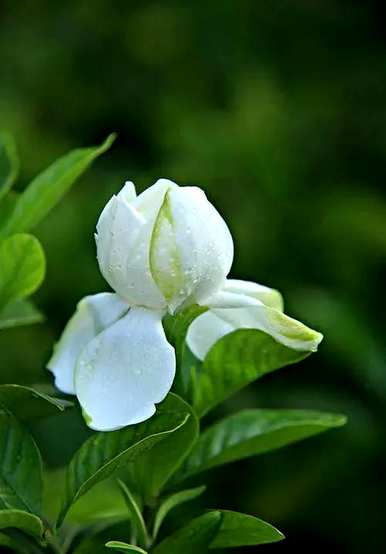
left=0, top=132, right=18, bottom=200
left=177, top=409, right=347, bottom=481
left=210, top=510, right=284, bottom=548
left=58, top=394, right=190, bottom=526
left=0, top=134, right=116, bottom=236
left=0, top=411, right=43, bottom=514
left=152, top=511, right=221, bottom=554
left=0, top=234, right=45, bottom=309
left=153, top=510, right=283, bottom=553
left=0, top=509, right=44, bottom=540
left=117, top=480, right=148, bottom=548
left=106, top=541, right=148, bottom=554
left=153, top=485, right=206, bottom=539
left=0, top=299, right=44, bottom=329
left=164, top=305, right=207, bottom=397
left=193, top=329, right=310, bottom=417
left=125, top=395, right=198, bottom=502
left=0, top=384, right=72, bottom=422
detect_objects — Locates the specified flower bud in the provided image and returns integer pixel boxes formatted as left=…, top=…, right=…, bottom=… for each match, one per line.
left=95, top=179, right=234, bottom=312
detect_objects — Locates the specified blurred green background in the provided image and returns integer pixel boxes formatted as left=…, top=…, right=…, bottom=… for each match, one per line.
left=1, top=0, right=386, bottom=552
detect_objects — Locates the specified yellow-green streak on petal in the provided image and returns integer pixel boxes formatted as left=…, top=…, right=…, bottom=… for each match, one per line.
left=268, top=309, right=323, bottom=351
left=150, top=191, right=183, bottom=305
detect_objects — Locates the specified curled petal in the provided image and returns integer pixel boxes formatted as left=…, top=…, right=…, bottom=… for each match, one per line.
left=222, top=279, right=284, bottom=310
left=187, top=301, right=323, bottom=361
left=75, top=307, right=176, bottom=431
left=96, top=180, right=173, bottom=309
left=47, top=293, right=129, bottom=394
left=150, top=186, right=234, bottom=313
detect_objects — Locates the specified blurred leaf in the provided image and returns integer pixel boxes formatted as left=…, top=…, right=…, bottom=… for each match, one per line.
left=0, top=384, right=72, bottom=422
left=0, top=531, right=19, bottom=550
left=106, top=541, right=148, bottom=554
left=0, top=193, right=18, bottom=224
left=58, top=394, right=190, bottom=527
left=117, top=480, right=148, bottom=548
left=0, top=510, right=44, bottom=540
left=0, top=299, right=43, bottom=329
left=125, top=395, right=198, bottom=502
left=0, top=234, right=45, bottom=310
left=193, top=329, right=310, bottom=417
left=209, top=510, right=284, bottom=548
left=176, top=410, right=347, bottom=481
left=0, top=134, right=116, bottom=236
left=0, top=132, right=19, bottom=201
left=152, top=511, right=221, bottom=554
left=0, top=411, right=43, bottom=514
left=153, top=485, right=206, bottom=540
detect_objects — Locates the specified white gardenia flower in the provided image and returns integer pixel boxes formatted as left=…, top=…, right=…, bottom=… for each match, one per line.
left=47, top=179, right=322, bottom=432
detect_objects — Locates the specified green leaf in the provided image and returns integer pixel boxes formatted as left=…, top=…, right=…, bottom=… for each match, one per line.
left=164, top=305, right=207, bottom=399
left=0, top=509, right=44, bottom=541
left=0, top=234, right=45, bottom=310
left=193, top=329, right=310, bottom=417
left=210, top=510, right=284, bottom=548
left=176, top=409, right=347, bottom=481
left=0, top=134, right=116, bottom=236
left=0, top=193, right=18, bottom=225
left=117, top=480, right=148, bottom=548
left=58, top=394, right=190, bottom=527
left=0, top=411, right=43, bottom=514
left=106, top=541, right=148, bottom=554
left=153, top=511, right=283, bottom=553
left=164, top=305, right=207, bottom=369
left=0, top=132, right=19, bottom=201
left=0, top=384, right=72, bottom=422
left=153, top=485, right=206, bottom=540
left=0, top=531, right=19, bottom=550
left=152, top=512, right=221, bottom=554
left=125, top=395, right=198, bottom=502
left=0, top=299, right=43, bottom=329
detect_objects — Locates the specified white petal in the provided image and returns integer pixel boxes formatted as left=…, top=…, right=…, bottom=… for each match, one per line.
left=150, top=186, right=234, bottom=313
left=47, top=293, right=129, bottom=394
left=95, top=180, right=173, bottom=308
left=187, top=302, right=323, bottom=361
left=222, top=279, right=284, bottom=310
left=119, top=181, right=137, bottom=202
left=75, top=307, right=176, bottom=431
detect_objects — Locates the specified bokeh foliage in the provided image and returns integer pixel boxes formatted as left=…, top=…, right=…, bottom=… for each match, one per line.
left=1, top=1, right=385, bottom=552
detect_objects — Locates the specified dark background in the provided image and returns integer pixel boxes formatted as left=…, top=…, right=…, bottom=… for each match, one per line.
left=1, top=1, right=386, bottom=552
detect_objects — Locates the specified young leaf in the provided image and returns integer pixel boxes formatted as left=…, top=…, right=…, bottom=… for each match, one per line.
left=124, top=395, right=198, bottom=502
left=0, top=509, right=44, bottom=541
left=209, top=510, right=284, bottom=548
left=0, top=411, right=43, bottom=514
left=0, top=134, right=116, bottom=236
left=176, top=409, right=347, bottom=481
left=0, top=299, right=44, bottom=329
left=193, top=329, right=310, bottom=417
left=0, top=132, right=19, bottom=201
left=0, top=384, right=72, bottom=422
left=0, top=234, right=45, bottom=310
left=153, top=485, right=206, bottom=540
left=152, top=511, right=221, bottom=554
left=106, top=541, right=148, bottom=554
left=117, top=480, right=149, bottom=548
left=58, top=394, right=190, bottom=527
